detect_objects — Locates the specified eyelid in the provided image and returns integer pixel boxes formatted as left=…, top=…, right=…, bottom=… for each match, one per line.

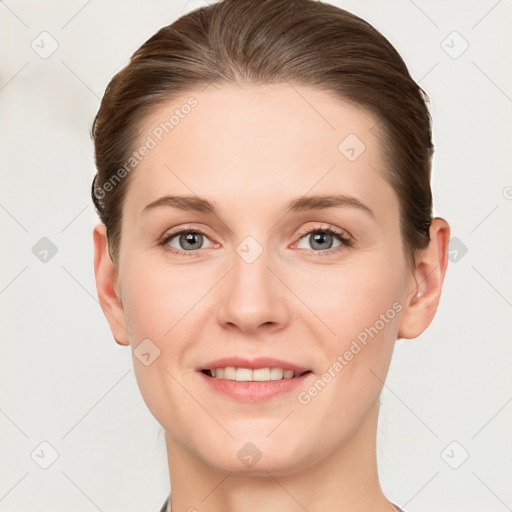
left=160, top=223, right=213, bottom=241
left=294, top=222, right=352, bottom=241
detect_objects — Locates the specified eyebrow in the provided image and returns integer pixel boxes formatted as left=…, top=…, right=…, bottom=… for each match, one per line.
left=142, top=193, right=375, bottom=218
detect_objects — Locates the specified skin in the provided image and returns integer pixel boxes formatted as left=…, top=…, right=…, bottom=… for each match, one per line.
left=93, top=83, right=450, bottom=512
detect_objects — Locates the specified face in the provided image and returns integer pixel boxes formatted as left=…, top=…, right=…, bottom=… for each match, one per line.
left=109, top=83, right=417, bottom=474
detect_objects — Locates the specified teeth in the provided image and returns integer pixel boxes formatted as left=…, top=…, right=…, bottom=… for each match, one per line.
left=207, top=366, right=299, bottom=381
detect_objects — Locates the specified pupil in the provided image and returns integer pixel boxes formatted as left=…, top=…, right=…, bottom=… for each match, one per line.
left=311, top=232, right=333, bottom=250
left=181, top=232, right=202, bottom=250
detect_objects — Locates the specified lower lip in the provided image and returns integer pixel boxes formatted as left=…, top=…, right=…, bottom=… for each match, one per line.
left=198, top=371, right=313, bottom=401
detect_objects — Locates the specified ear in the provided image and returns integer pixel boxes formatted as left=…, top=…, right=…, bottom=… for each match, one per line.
left=398, top=217, right=450, bottom=339
left=93, top=223, right=130, bottom=346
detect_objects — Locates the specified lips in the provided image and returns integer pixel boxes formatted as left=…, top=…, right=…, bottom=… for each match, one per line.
left=197, top=364, right=314, bottom=401
left=198, top=356, right=311, bottom=374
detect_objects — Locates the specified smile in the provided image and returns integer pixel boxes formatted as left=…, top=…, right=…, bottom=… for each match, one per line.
left=202, top=367, right=310, bottom=381
left=198, top=368, right=313, bottom=401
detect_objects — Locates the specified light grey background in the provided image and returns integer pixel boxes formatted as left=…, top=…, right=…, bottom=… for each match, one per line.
left=1, top=1, right=511, bottom=511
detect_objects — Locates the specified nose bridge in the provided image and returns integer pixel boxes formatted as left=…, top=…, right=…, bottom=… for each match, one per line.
left=216, top=234, right=288, bottom=332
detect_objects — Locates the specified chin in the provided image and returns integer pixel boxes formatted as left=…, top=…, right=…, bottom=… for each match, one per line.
left=195, top=436, right=316, bottom=477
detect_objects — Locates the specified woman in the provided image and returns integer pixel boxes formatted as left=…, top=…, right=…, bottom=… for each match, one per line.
left=91, top=0, right=450, bottom=510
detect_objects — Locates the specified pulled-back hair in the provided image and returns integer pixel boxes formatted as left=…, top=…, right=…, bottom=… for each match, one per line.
left=91, top=0, right=433, bottom=268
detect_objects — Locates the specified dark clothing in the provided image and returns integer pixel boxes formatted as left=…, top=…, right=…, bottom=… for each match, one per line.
left=158, top=496, right=169, bottom=512
left=159, top=495, right=405, bottom=511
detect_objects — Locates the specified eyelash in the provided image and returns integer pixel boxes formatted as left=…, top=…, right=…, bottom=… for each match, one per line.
left=159, top=226, right=353, bottom=257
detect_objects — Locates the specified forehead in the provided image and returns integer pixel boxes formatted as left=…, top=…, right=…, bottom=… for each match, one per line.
left=125, top=82, right=396, bottom=222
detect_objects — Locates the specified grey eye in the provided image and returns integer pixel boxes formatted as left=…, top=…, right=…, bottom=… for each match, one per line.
left=297, top=230, right=344, bottom=251
left=166, top=231, right=213, bottom=251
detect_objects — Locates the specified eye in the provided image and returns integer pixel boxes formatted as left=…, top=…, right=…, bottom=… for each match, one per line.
left=296, top=227, right=353, bottom=254
left=159, top=225, right=353, bottom=257
left=160, top=229, right=215, bottom=256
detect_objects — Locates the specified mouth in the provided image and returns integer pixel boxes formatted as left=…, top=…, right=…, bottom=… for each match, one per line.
left=200, top=367, right=312, bottom=381
left=196, top=357, right=313, bottom=400
left=198, top=367, right=314, bottom=401
left=198, top=357, right=311, bottom=378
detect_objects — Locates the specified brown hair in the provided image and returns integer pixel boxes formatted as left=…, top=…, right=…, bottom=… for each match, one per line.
left=91, top=0, right=433, bottom=268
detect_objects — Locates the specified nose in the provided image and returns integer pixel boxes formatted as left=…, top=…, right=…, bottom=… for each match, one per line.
left=216, top=243, right=290, bottom=335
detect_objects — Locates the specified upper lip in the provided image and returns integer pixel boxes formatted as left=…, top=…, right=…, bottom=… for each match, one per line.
left=199, top=357, right=311, bottom=374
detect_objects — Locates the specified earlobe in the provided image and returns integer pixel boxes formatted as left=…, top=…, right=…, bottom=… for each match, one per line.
left=398, top=217, right=450, bottom=339
left=93, top=223, right=130, bottom=346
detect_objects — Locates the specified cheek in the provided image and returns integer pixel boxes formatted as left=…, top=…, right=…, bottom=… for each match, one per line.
left=118, top=256, right=217, bottom=399
left=295, top=256, right=405, bottom=394
left=120, top=255, right=211, bottom=340
left=118, top=258, right=208, bottom=428
left=294, top=258, right=405, bottom=342
left=291, top=263, right=404, bottom=436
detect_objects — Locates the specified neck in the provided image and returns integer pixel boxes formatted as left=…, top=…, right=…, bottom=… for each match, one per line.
left=164, top=401, right=395, bottom=512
